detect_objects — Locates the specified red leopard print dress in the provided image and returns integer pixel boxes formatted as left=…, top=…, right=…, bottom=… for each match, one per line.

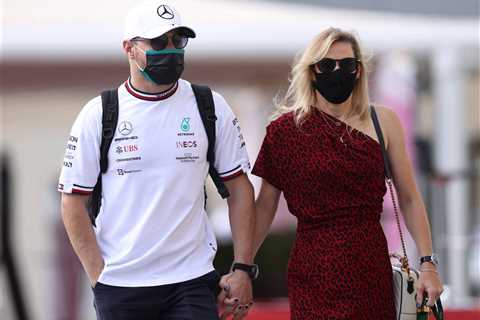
left=252, top=110, right=396, bottom=320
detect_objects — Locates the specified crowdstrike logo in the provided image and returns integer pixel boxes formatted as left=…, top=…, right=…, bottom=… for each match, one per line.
left=157, top=5, right=174, bottom=20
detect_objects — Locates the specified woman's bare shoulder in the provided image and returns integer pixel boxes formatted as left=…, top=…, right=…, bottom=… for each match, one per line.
left=373, top=105, right=402, bottom=129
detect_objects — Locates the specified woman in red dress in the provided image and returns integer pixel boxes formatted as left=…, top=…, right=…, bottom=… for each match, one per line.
left=252, top=28, right=443, bottom=319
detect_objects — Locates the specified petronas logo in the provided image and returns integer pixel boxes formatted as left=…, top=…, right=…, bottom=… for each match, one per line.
left=180, top=117, right=190, bottom=132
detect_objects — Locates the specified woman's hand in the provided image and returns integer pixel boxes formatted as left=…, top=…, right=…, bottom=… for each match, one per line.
left=217, top=272, right=253, bottom=320
left=416, top=266, right=444, bottom=307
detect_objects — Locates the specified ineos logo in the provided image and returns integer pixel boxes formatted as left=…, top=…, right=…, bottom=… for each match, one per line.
left=157, top=5, right=174, bottom=20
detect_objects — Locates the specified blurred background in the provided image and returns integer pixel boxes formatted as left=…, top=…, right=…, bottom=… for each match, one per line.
left=0, top=0, right=479, bottom=319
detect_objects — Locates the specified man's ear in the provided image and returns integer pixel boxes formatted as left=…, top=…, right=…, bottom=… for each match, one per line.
left=123, top=40, right=135, bottom=59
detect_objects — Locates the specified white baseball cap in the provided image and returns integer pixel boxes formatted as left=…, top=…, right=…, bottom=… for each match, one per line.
left=123, top=2, right=196, bottom=41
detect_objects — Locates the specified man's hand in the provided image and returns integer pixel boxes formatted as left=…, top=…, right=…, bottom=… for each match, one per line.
left=217, top=271, right=253, bottom=319
left=89, top=261, right=105, bottom=288
left=221, top=174, right=256, bottom=319
left=61, top=193, right=105, bottom=289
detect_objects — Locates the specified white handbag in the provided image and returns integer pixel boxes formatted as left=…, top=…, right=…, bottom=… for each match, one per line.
left=370, top=106, right=444, bottom=320
left=391, top=251, right=420, bottom=319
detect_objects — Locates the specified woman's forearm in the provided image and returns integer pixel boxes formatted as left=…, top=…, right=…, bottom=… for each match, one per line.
left=400, top=199, right=434, bottom=259
left=253, top=195, right=279, bottom=256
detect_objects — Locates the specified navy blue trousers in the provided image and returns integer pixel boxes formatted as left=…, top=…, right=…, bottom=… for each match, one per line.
left=92, top=271, right=220, bottom=320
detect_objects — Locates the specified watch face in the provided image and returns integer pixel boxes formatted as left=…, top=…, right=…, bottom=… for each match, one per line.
left=422, top=254, right=439, bottom=266
left=252, top=265, right=259, bottom=280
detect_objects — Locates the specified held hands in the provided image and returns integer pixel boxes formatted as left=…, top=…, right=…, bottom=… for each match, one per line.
left=416, top=264, right=444, bottom=307
left=217, top=271, right=253, bottom=320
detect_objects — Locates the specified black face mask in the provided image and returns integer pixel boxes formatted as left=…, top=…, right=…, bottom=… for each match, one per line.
left=137, top=48, right=185, bottom=85
left=312, top=69, right=357, bottom=104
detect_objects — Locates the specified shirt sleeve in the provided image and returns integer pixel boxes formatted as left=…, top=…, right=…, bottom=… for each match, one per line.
left=58, top=97, right=102, bottom=194
left=251, top=123, right=283, bottom=191
left=212, top=92, right=251, bottom=181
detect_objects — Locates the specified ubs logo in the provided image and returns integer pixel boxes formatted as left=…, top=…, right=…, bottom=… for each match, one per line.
left=116, top=145, right=139, bottom=154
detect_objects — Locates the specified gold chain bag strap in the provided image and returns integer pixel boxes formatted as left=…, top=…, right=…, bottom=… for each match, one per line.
left=369, top=106, right=444, bottom=320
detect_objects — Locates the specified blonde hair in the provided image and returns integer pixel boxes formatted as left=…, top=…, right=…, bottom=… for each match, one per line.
left=273, top=27, right=370, bottom=125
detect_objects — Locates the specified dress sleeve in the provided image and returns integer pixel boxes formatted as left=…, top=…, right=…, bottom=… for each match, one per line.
left=57, top=97, right=102, bottom=194
left=251, top=124, right=283, bottom=191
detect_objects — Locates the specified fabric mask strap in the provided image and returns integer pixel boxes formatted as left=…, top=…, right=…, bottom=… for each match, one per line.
left=135, top=45, right=184, bottom=56
left=133, top=45, right=147, bottom=72
left=145, top=48, right=185, bottom=55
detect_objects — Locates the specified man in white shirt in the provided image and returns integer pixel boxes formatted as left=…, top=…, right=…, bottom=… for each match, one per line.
left=59, top=2, right=256, bottom=319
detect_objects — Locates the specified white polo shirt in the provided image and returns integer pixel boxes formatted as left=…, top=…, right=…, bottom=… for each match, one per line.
left=58, top=79, right=250, bottom=287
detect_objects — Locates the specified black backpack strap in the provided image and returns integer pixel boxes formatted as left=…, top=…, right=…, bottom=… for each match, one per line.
left=100, top=90, right=119, bottom=173
left=87, top=89, right=119, bottom=225
left=191, top=84, right=230, bottom=199
left=370, top=105, right=392, bottom=180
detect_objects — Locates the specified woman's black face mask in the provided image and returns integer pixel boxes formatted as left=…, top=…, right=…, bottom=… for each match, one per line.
left=312, top=57, right=359, bottom=104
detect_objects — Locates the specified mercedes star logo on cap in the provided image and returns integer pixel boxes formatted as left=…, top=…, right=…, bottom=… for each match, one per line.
left=119, top=121, right=133, bottom=136
left=157, top=5, right=174, bottom=20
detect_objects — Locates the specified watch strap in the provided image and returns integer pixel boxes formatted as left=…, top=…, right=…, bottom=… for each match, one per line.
left=231, top=262, right=259, bottom=280
left=420, top=255, right=438, bottom=265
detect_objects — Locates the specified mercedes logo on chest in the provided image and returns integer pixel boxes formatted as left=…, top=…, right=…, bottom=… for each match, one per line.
left=157, top=5, right=174, bottom=20
left=118, top=121, right=133, bottom=136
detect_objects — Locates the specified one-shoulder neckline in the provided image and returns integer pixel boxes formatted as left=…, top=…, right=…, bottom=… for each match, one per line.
left=315, top=109, right=381, bottom=148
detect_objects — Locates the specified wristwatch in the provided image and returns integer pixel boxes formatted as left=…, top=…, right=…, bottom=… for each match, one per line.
left=420, top=254, right=439, bottom=266
left=231, top=262, right=260, bottom=280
